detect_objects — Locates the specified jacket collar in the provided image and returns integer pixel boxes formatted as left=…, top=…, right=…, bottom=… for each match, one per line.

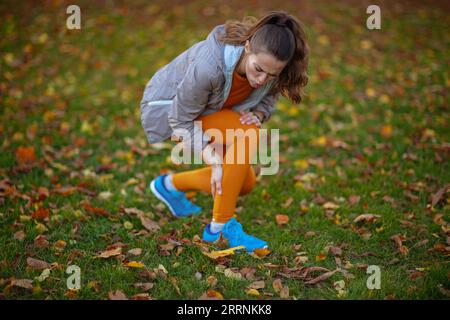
left=222, top=44, right=275, bottom=108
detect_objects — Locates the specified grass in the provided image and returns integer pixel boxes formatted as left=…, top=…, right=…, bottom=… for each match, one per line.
left=0, top=0, right=449, bottom=300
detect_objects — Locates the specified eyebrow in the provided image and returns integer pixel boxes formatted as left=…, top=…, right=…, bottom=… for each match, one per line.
left=254, top=63, right=279, bottom=77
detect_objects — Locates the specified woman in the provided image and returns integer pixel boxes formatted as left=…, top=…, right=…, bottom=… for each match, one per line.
left=140, top=10, right=309, bottom=252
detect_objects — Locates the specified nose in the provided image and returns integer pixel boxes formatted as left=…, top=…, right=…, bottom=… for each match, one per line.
left=257, top=74, right=268, bottom=85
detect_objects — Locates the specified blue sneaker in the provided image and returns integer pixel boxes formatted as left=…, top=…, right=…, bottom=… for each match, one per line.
left=202, top=218, right=268, bottom=253
left=149, top=174, right=202, bottom=218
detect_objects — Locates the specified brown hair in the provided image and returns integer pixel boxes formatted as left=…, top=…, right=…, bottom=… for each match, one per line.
left=216, top=10, right=309, bottom=104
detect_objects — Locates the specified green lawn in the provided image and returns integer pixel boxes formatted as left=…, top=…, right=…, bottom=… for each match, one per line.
left=0, top=0, right=449, bottom=300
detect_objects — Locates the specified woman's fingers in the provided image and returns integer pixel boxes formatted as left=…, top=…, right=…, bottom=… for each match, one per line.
left=216, top=180, right=222, bottom=195
left=240, top=112, right=260, bottom=125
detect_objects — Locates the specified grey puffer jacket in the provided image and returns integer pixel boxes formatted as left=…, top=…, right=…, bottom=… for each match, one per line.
left=140, top=24, right=280, bottom=153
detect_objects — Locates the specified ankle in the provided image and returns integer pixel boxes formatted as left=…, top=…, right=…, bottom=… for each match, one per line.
left=209, top=220, right=225, bottom=233
left=163, top=174, right=178, bottom=192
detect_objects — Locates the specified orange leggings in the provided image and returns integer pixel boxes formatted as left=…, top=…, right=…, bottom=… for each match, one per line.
left=172, top=108, right=260, bottom=223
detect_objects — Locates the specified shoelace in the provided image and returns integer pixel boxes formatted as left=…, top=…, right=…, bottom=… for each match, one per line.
left=225, top=221, right=246, bottom=241
left=173, top=191, right=194, bottom=208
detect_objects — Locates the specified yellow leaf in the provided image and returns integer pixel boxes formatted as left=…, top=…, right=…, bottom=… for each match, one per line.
left=360, top=40, right=373, bottom=50
left=316, top=253, right=327, bottom=262
left=246, top=288, right=260, bottom=296
left=366, top=87, right=376, bottom=97
left=294, top=159, right=309, bottom=170
left=252, top=248, right=271, bottom=258
left=125, top=261, right=145, bottom=268
left=123, top=221, right=133, bottom=230
left=311, top=136, right=327, bottom=147
left=380, top=125, right=393, bottom=138
left=318, top=35, right=330, bottom=46
left=202, top=246, right=245, bottom=259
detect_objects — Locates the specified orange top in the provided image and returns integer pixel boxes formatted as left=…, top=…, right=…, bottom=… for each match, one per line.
left=222, top=70, right=254, bottom=109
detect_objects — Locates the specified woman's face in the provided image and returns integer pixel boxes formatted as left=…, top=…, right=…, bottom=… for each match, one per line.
left=241, top=40, right=288, bottom=89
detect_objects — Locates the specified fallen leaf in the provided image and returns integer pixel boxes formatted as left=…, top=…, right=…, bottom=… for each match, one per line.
left=199, top=289, right=224, bottom=300
left=133, top=282, right=154, bottom=292
left=323, top=202, right=339, bottom=210
left=272, top=278, right=283, bottom=293
left=127, top=248, right=142, bottom=256
left=124, top=261, right=145, bottom=268
left=276, top=214, right=289, bottom=225
left=348, top=195, right=361, bottom=205
left=36, top=268, right=51, bottom=282
left=32, top=208, right=50, bottom=220
left=82, top=201, right=109, bottom=217
left=202, top=246, right=244, bottom=259
left=34, top=235, right=49, bottom=248
left=246, top=288, right=260, bottom=296
left=27, top=257, right=50, bottom=270
left=353, top=214, right=381, bottom=223
left=11, top=279, right=33, bottom=290
left=280, top=285, right=289, bottom=298
left=15, top=146, right=36, bottom=165
left=139, top=214, right=160, bottom=233
left=252, top=247, right=271, bottom=258
left=224, top=268, right=243, bottom=280
left=14, top=230, right=25, bottom=241
left=248, top=280, right=265, bottom=290
left=53, top=186, right=77, bottom=196
left=97, top=246, right=122, bottom=258
left=108, top=290, right=128, bottom=300
left=207, top=276, right=218, bottom=287
left=305, top=269, right=339, bottom=285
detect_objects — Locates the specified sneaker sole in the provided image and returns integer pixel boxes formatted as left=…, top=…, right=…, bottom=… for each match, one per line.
left=149, top=179, right=179, bottom=217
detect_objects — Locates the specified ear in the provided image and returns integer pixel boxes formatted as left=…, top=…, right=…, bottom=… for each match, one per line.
left=244, top=40, right=251, bottom=53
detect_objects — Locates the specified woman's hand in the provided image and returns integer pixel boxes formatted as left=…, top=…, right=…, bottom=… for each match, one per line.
left=211, top=164, right=223, bottom=197
left=239, top=111, right=263, bottom=127
left=202, top=144, right=223, bottom=197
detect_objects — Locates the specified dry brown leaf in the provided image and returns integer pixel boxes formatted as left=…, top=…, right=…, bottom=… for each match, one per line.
left=108, top=290, right=128, bottom=300
left=305, top=269, right=339, bottom=285
left=127, top=248, right=142, bottom=256
left=97, top=246, right=122, bottom=258
left=348, top=195, right=361, bottom=205
left=133, top=282, right=154, bottom=292
left=11, top=279, right=33, bottom=290
left=131, top=293, right=152, bottom=300
left=280, top=285, right=289, bottom=298
left=139, top=214, right=160, bottom=233
left=34, top=235, right=49, bottom=248
left=353, top=214, right=381, bottom=223
left=272, top=278, right=283, bottom=293
left=53, top=186, right=77, bottom=196
left=27, top=257, right=50, bottom=270
left=248, top=280, right=265, bottom=290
